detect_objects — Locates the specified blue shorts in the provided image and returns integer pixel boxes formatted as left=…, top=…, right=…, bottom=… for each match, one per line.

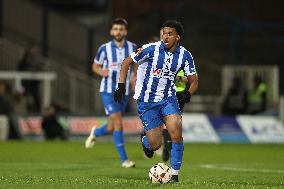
left=101, top=92, right=130, bottom=116
left=137, top=96, right=181, bottom=131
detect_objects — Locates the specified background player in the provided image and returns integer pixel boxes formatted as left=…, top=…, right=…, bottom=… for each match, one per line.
left=114, top=20, right=199, bottom=182
left=85, top=18, right=136, bottom=168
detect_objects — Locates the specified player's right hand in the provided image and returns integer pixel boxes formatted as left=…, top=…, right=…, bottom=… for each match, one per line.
left=101, top=69, right=109, bottom=77
left=114, top=83, right=126, bottom=102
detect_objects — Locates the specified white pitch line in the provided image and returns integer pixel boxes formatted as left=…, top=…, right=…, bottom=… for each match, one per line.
left=200, top=164, right=284, bottom=174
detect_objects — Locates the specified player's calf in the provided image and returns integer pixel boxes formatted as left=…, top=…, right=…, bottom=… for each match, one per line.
left=149, top=139, right=162, bottom=151
left=146, top=126, right=163, bottom=151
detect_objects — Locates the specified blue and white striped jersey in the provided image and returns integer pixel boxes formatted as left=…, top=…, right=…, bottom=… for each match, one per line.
left=94, top=40, right=137, bottom=95
left=130, top=41, right=196, bottom=102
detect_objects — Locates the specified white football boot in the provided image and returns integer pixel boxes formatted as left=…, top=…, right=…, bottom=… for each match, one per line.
left=85, top=127, right=96, bottom=149
left=121, top=160, right=135, bottom=168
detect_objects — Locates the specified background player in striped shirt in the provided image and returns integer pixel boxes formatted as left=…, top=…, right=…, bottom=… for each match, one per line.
left=114, top=20, right=198, bottom=182
left=85, top=18, right=136, bottom=168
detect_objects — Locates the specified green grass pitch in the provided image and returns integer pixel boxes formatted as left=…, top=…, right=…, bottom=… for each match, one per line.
left=0, top=141, right=283, bottom=189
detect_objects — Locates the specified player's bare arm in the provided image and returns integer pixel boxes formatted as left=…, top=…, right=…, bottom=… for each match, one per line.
left=128, top=47, right=142, bottom=90
left=130, top=64, right=138, bottom=92
left=119, top=56, right=135, bottom=84
left=92, top=63, right=109, bottom=77
left=187, top=74, right=198, bottom=95
left=130, top=48, right=142, bottom=89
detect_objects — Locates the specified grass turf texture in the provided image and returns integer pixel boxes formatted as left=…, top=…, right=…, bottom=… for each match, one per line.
left=0, top=142, right=283, bottom=189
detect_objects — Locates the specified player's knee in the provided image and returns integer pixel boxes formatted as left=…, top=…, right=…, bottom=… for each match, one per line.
left=112, top=119, right=123, bottom=131
left=170, top=116, right=182, bottom=127
left=107, top=127, right=114, bottom=133
left=109, top=114, right=123, bottom=130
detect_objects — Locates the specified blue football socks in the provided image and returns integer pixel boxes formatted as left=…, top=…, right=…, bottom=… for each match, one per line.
left=113, top=130, right=128, bottom=162
left=93, top=124, right=108, bottom=137
left=142, top=135, right=151, bottom=150
left=171, top=142, right=184, bottom=175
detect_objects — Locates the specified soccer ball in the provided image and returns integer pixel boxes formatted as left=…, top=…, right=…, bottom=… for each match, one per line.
left=149, top=163, right=172, bottom=183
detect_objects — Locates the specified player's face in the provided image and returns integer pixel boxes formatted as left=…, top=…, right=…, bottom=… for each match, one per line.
left=162, top=27, right=180, bottom=51
left=110, top=24, right=127, bottom=42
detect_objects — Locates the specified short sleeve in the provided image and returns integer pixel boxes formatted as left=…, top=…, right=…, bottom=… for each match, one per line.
left=184, top=52, right=197, bottom=76
left=130, top=44, right=153, bottom=64
left=94, top=45, right=106, bottom=65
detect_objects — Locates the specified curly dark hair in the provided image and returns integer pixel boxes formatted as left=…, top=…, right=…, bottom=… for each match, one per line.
left=162, top=20, right=184, bottom=37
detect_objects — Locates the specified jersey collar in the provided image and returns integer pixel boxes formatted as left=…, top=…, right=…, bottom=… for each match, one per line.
left=111, top=39, right=127, bottom=49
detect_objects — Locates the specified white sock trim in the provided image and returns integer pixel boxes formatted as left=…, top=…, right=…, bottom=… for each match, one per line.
left=171, top=168, right=179, bottom=175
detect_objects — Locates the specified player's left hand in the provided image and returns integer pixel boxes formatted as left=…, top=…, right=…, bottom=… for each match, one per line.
left=114, top=83, right=126, bottom=102
left=135, top=48, right=143, bottom=55
left=182, top=91, right=191, bottom=103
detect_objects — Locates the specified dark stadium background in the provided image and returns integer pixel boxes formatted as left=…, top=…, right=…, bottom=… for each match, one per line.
left=0, top=0, right=283, bottom=139
left=0, top=0, right=283, bottom=141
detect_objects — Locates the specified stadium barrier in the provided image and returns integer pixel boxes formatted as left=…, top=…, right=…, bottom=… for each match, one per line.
left=17, top=114, right=284, bottom=143
left=0, top=71, right=57, bottom=109
left=0, top=37, right=106, bottom=115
